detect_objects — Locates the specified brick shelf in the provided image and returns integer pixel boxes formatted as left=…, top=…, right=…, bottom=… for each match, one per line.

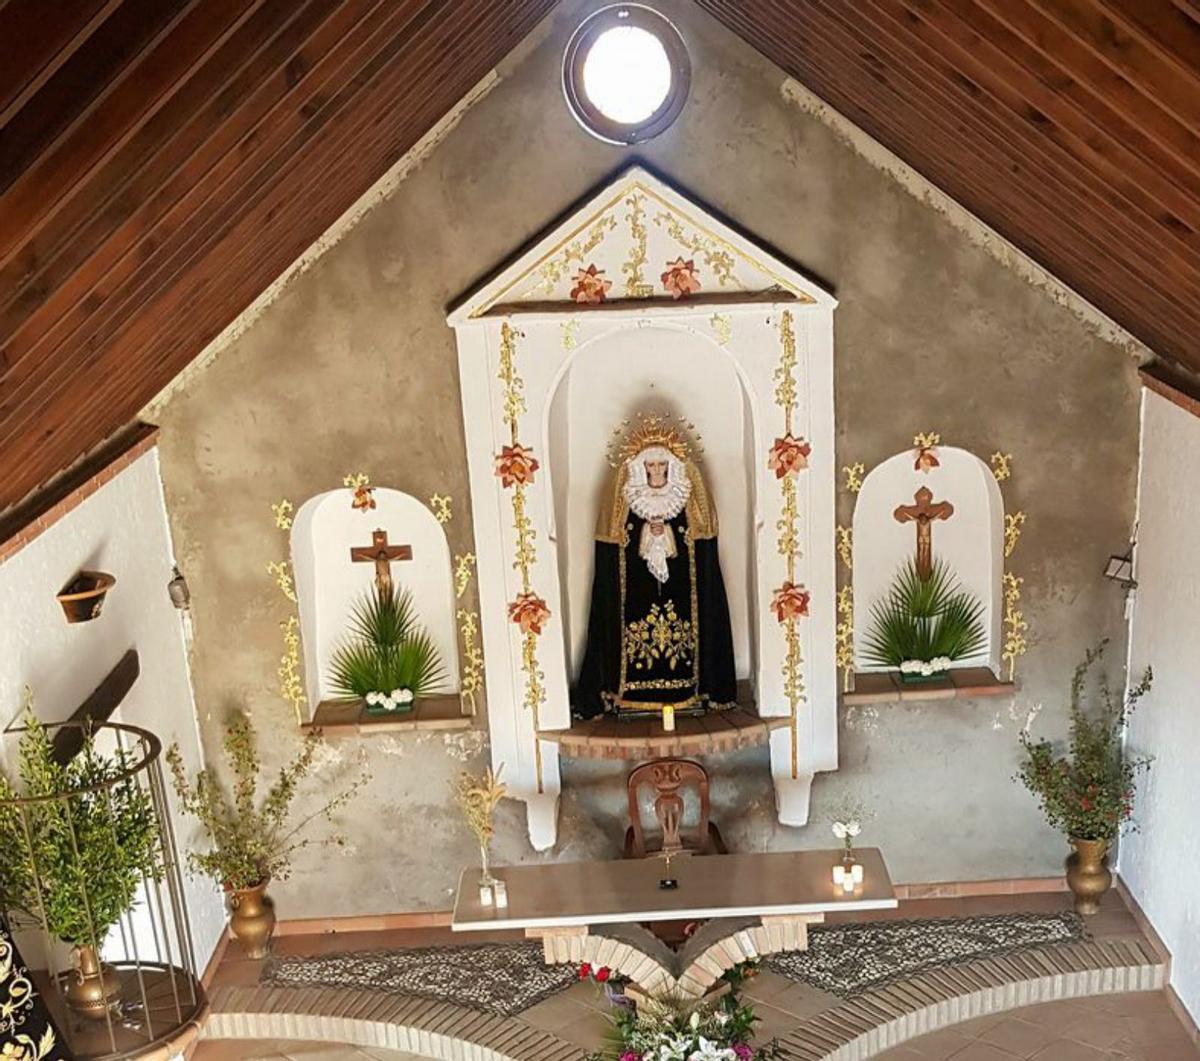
left=842, top=666, right=1015, bottom=705
left=538, top=705, right=786, bottom=760
left=300, top=694, right=472, bottom=736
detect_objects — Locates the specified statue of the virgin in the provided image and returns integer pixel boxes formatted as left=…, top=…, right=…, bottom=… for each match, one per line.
left=572, top=414, right=737, bottom=720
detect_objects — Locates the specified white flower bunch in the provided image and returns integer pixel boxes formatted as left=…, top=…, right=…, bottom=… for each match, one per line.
left=831, top=819, right=861, bottom=840
left=899, top=656, right=952, bottom=676
left=365, top=688, right=415, bottom=712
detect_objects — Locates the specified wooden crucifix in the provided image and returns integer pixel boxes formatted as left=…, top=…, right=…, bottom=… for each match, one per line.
left=350, top=529, right=412, bottom=592
left=893, top=486, right=954, bottom=579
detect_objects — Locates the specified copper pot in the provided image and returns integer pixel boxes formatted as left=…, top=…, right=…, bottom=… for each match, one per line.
left=228, top=878, right=276, bottom=959
left=1066, top=837, right=1112, bottom=916
left=65, top=943, right=122, bottom=1020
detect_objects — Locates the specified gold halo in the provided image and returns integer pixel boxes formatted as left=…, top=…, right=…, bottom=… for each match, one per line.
left=607, top=411, right=702, bottom=468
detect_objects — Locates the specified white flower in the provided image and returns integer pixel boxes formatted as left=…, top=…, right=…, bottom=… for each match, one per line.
left=689, top=1011, right=701, bottom=1031
left=397, top=688, right=415, bottom=704
left=366, top=692, right=380, bottom=705
left=688, top=1039, right=736, bottom=1061
left=846, top=819, right=861, bottom=837
left=931, top=656, right=952, bottom=670
left=900, top=660, right=919, bottom=673
left=832, top=821, right=848, bottom=840
left=920, top=662, right=933, bottom=676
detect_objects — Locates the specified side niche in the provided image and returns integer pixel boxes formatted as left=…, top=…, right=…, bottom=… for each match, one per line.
left=290, top=487, right=461, bottom=712
left=851, top=444, right=1006, bottom=678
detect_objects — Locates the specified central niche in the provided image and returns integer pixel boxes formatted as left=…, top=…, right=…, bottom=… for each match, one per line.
left=547, top=323, right=758, bottom=688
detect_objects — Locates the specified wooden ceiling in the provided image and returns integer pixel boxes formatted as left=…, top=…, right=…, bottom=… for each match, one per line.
left=2, top=0, right=1199, bottom=517
left=0, top=0, right=557, bottom=516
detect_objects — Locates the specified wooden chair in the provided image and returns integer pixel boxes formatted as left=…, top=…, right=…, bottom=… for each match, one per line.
left=623, top=758, right=727, bottom=858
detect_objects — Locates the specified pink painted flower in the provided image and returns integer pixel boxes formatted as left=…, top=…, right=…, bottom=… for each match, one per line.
left=767, top=433, right=811, bottom=479
left=661, top=256, right=701, bottom=299
left=771, top=582, right=810, bottom=624
left=351, top=484, right=376, bottom=512
left=914, top=445, right=940, bottom=473
left=494, top=443, right=540, bottom=488
left=570, top=264, right=612, bottom=304
left=509, top=592, right=551, bottom=636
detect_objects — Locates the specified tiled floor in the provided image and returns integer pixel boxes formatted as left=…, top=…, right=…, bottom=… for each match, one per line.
left=874, top=991, right=1199, bottom=1061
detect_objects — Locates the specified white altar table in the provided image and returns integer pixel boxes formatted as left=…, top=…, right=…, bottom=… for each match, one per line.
left=452, top=848, right=898, bottom=999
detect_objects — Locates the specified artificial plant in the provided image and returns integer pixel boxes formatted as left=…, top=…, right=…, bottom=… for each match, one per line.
left=1016, top=643, right=1153, bottom=843
left=166, top=711, right=367, bottom=891
left=0, top=697, right=161, bottom=948
left=328, top=584, right=446, bottom=710
left=861, top=558, right=986, bottom=673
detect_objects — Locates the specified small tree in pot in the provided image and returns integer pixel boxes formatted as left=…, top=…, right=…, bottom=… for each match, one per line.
left=167, top=711, right=368, bottom=957
left=1016, top=643, right=1153, bottom=914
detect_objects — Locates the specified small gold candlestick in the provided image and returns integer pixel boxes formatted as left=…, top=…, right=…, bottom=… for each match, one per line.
left=662, top=704, right=676, bottom=732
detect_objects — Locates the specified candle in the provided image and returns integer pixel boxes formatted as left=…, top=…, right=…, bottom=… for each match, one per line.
left=493, top=880, right=508, bottom=909
left=479, top=883, right=494, bottom=906
left=662, top=704, right=676, bottom=732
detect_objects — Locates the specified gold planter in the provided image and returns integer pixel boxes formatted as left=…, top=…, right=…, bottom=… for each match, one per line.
left=1066, top=837, right=1112, bottom=915
left=228, top=878, right=276, bottom=959
left=65, top=944, right=122, bottom=1020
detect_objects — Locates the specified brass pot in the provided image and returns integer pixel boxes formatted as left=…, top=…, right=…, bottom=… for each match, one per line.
left=65, top=944, right=122, bottom=1020
left=1066, top=837, right=1112, bottom=915
left=228, top=878, right=276, bottom=959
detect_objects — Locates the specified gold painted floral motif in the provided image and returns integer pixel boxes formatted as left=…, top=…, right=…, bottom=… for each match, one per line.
left=561, top=319, right=580, bottom=351
left=1002, top=571, right=1028, bottom=683
left=535, top=215, right=617, bottom=293
left=710, top=313, right=732, bottom=346
left=843, top=462, right=865, bottom=494
left=1005, top=511, right=1026, bottom=558
left=570, top=264, right=612, bottom=304
left=278, top=615, right=306, bottom=722
left=654, top=211, right=736, bottom=286
left=454, top=553, right=476, bottom=599
left=457, top=608, right=484, bottom=714
left=344, top=472, right=375, bottom=511
left=836, top=586, right=854, bottom=692
left=499, top=322, right=527, bottom=432
left=429, top=494, right=452, bottom=524
left=267, top=560, right=296, bottom=604
left=836, top=526, right=852, bottom=570
left=990, top=452, right=1013, bottom=482
left=622, top=193, right=652, bottom=297
left=494, top=444, right=539, bottom=488
left=272, top=499, right=294, bottom=530
left=625, top=601, right=694, bottom=672
left=768, top=433, right=811, bottom=479
left=661, top=256, right=701, bottom=299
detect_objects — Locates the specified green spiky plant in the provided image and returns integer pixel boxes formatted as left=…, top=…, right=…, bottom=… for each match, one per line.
left=328, top=584, right=446, bottom=711
left=861, top=558, right=986, bottom=673
left=0, top=695, right=162, bottom=948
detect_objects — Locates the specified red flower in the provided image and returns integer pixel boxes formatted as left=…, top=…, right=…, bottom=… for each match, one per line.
left=509, top=592, right=551, bottom=636
left=914, top=446, right=940, bottom=473
left=767, top=433, right=811, bottom=479
left=771, top=582, right=810, bottom=623
left=595, top=966, right=610, bottom=982
left=578, top=962, right=592, bottom=980
left=661, top=257, right=701, bottom=299
left=494, top=443, right=540, bottom=488
left=570, top=264, right=612, bottom=304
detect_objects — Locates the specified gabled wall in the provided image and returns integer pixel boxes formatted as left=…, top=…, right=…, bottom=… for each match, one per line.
left=1121, top=387, right=1200, bottom=1027
left=149, top=0, right=1142, bottom=916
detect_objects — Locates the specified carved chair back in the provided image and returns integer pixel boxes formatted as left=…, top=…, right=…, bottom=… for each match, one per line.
left=625, top=758, right=716, bottom=858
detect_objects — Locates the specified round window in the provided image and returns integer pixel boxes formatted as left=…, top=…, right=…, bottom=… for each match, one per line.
left=563, top=5, right=690, bottom=145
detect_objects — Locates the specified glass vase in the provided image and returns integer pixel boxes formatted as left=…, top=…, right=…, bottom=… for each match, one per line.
left=480, top=842, right=499, bottom=887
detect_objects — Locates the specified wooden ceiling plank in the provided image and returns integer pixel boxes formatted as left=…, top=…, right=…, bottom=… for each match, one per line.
left=0, top=0, right=389, bottom=358
left=1029, top=0, right=1200, bottom=136
left=702, top=1, right=1196, bottom=352
left=0, top=0, right=268, bottom=268
left=975, top=0, right=1200, bottom=185
left=0, top=0, right=472, bottom=442
left=901, top=0, right=1200, bottom=245
left=0, top=0, right=197, bottom=192
left=800, top=0, right=1200, bottom=295
left=0, top=0, right=121, bottom=126
left=1092, top=0, right=1200, bottom=85
left=0, top=1, right=558, bottom=506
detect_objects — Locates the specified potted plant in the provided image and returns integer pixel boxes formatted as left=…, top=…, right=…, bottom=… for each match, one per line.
left=1015, top=643, right=1153, bottom=914
left=329, top=584, right=446, bottom=715
left=167, top=711, right=368, bottom=957
left=861, top=559, right=985, bottom=683
left=453, top=766, right=507, bottom=898
left=0, top=701, right=162, bottom=1019
left=56, top=570, right=116, bottom=623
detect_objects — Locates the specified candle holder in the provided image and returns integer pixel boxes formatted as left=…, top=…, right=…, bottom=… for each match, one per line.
left=658, top=851, right=679, bottom=890
left=832, top=851, right=864, bottom=894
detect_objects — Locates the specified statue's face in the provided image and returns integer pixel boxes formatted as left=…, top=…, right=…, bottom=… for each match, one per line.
left=644, top=458, right=669, bottom=488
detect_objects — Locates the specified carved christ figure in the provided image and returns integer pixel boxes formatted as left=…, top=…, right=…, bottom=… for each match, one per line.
left=572, top=417, right=737, bottom=720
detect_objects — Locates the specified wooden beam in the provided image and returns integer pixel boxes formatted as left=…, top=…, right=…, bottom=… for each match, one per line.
left=49, top=649, right=140, bottom=763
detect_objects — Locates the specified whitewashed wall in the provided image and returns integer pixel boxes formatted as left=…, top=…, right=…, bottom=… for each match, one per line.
left=1121, top=387, right=1200, bottom=1028
left=0, top=449, right=226, bottom=973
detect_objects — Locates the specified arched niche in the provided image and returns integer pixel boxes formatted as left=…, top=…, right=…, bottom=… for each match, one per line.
left=852, top=446, right=1004, bottom=676
left=291, top=488, right=460, bottom=711
left=545, top=322, right=759, bottom=687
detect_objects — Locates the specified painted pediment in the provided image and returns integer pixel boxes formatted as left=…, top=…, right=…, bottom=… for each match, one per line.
left=449, top=168, right=833, bottom=322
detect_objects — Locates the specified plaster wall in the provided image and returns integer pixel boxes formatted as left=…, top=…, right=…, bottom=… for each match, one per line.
left=150, top=0, right=1140, bottom=917
left=1120, top=389, right=1200, bottom=1026
left=0, top=450, right=227, bottom=967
